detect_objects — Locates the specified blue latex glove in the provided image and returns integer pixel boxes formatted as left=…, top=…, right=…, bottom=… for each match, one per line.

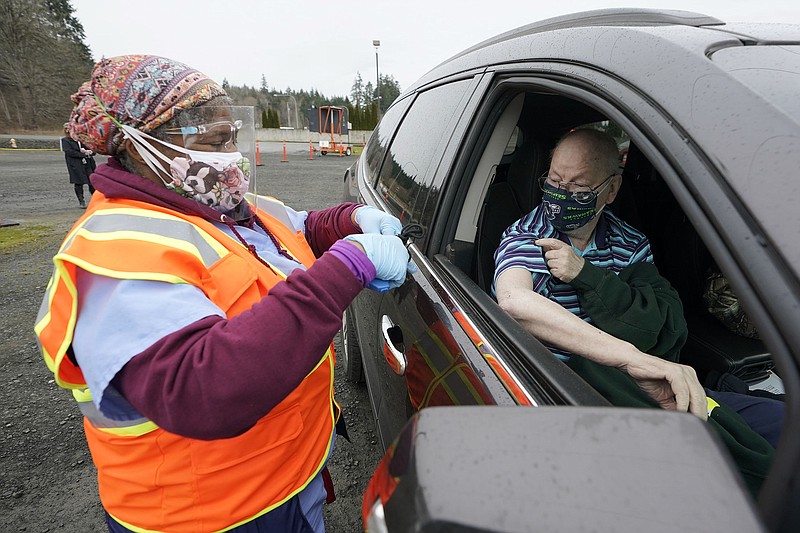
left=354, top=206, right=402, bottom=236
left=344, top=233, right=411, bottom=290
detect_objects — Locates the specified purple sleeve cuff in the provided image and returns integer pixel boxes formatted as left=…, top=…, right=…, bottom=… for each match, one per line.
left=304, top=202, right=363, bottom=256
left=328, top=240, right=376, bottom=287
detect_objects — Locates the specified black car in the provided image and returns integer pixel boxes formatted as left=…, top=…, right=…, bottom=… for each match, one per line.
left=343, top=9, right=800, bottom=532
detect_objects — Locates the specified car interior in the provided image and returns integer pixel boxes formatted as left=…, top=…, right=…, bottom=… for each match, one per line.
left=446, top=88, right=780, bottom=395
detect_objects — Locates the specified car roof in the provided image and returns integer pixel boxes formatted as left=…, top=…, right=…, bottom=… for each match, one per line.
left=403, top=8, right=800, bottom=280
left=442, top=8, right=725, bottom=64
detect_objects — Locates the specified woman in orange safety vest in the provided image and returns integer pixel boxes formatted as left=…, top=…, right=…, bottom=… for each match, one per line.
left=34, top=54, right=411, bottom=532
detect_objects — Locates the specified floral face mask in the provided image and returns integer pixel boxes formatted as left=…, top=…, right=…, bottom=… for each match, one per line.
left=120, top=124, right=251, bottom=213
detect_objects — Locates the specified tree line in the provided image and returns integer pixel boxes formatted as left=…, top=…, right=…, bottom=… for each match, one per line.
left=0, top=0, right=402, bottom=132
left=0, top=0, right=94, bottom=130
left=225, top=71, right=401, bottom=132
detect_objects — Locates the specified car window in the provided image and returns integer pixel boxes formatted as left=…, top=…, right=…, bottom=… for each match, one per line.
left=454, top=86, right=785, bottom=445
left=376, top=79, right=473, bottom=239
left=364, top=96, right=413, bottom=184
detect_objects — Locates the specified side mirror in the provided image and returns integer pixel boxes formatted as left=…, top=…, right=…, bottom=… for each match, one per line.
left=363, top=406, right=765, bottom=532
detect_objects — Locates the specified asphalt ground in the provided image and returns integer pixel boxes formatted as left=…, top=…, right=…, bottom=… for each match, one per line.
left=0, top=146, right=381, bottom=531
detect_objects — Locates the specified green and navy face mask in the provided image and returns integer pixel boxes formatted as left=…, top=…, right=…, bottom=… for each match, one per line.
left=540, top=181, right=602, bottom=232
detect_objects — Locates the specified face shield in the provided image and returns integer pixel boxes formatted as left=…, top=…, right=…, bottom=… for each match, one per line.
left=163, top=105, right=254, bottom=156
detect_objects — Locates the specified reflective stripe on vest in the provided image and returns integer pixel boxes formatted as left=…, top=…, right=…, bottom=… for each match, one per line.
left=35, top=207, right=230, bottom=389
left=61, top=208, right=230, bottom=267
left=245, top=193, right=297, bottom=231
left=244, top=193, right=305, bottom=264
left=72, top=388, right=157, bottom=436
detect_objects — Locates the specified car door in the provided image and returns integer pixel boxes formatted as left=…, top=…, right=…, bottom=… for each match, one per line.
left=350, top=73, right=534, bottom=448
left=351, top=69, right=620, bottom=448
left=355, top=19, right=800, bottom=531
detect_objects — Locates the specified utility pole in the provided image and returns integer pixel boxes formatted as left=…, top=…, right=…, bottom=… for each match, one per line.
left=373, top=39, right=381, bottom=118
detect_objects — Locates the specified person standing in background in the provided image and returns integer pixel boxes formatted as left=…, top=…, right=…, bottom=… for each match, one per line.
left=60, top=122, right=96, bottom=208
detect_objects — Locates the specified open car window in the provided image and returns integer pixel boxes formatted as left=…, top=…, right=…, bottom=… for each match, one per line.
left=441, top=83, right=785, bottom=439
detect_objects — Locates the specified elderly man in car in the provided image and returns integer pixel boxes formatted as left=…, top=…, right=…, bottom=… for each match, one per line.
left=493, top=128, right=778, bottom=495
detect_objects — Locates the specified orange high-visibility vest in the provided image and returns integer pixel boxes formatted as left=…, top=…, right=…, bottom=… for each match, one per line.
left=35, top=192, right=336, bottom=532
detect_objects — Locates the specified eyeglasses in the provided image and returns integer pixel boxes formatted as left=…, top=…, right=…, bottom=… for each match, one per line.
left=538, top=173, right=615, bottom=205
left=165, top=119, right=243, bottom=148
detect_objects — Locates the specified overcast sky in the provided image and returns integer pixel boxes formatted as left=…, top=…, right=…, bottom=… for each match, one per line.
left=70, top=0, right=800, bottom=98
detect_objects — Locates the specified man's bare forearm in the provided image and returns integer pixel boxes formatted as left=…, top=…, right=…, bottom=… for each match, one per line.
left=496, top=269, right=641, bottom=368
left=495, top=267, right=707, bottom=419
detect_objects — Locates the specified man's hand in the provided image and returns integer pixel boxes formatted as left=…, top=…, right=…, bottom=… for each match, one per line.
left=619, top=353, right=708, bottom=420
left=535, top=238, right=585, bottom=283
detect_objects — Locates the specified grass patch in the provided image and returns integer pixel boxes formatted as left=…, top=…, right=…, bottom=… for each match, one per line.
left=0, top=224, right=54, bottom=252
left=351, top=145, right=364, bottom=156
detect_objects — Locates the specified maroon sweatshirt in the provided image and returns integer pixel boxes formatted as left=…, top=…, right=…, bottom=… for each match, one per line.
left=90, top=159, right=370, bottom=439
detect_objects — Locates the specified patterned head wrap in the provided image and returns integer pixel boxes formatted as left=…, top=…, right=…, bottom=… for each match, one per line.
left=67, top=55, right=227, bottom=155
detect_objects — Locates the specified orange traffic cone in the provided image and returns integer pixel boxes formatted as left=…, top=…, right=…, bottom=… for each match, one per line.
left=255, top=140, right=263, bottom=166
left=309, top=141, right=314, bottom=160
left=280, top=140, right=288, bottom=163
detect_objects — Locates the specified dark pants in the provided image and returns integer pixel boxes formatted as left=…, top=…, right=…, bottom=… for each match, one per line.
left=74, top=182, right=95, bottom=203
left=706, top=388, right=785, bottom=448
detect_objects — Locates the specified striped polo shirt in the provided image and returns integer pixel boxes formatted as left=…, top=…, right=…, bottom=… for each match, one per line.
left=493, top=205, right=653, bottom=360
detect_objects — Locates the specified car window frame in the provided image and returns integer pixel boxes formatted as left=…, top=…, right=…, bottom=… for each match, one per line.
left=375, top=77, right=478, bottom=240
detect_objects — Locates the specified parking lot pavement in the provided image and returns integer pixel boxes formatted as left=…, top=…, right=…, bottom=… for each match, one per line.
left=0, top=149, right=380, bottom=532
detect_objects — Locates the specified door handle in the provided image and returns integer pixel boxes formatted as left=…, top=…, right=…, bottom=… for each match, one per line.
left=381, top=315, right=406, bottom=376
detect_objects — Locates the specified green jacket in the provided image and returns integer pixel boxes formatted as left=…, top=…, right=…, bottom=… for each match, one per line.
left=571, top=261, right=686, bottom=361
left=566, top=260, right=774, bottom=497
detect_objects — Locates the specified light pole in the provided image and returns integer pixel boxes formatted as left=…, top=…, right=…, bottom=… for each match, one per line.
left=373, top=39, right=381, bottom=118
left=275, top=93, right=299, bottom=129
